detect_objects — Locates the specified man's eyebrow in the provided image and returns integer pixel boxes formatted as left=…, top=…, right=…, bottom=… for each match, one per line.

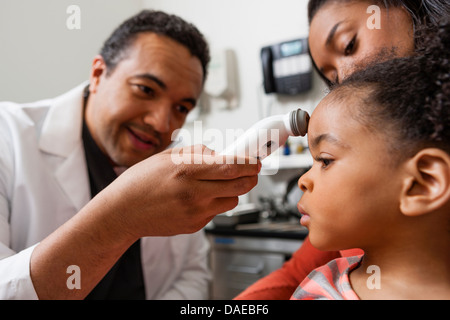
left=326, top=21, right=343, bottom=47
left=310, top=133, right=349, bottom=150
left=133, top=73, right=197, bottom=106
left=182, top=97, right=197, bottom=107
left=133, top=73, right=167, bottom=90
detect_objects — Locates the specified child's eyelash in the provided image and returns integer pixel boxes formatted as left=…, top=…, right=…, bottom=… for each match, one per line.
left=315, top=156, right=334, bottom=168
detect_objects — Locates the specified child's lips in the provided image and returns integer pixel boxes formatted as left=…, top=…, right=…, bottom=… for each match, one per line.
left=297, top=203, right=308, bottom=216
left=300, top=214, right=310, bottom=226
left=297, top=203, right=310, bottom=226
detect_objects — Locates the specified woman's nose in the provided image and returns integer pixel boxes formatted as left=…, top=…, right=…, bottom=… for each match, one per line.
left=323, top=60, right=356, bottom=85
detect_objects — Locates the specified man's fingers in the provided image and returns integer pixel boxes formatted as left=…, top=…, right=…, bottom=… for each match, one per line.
left=172, top=174, right=258, bottom=207
left=167, top=146, right=261, bottom=181
left=177, top=144, right=211, bottom=154
left=207, top=196, right=240, bottom=217
left=201, top=175, right=259, bottom=198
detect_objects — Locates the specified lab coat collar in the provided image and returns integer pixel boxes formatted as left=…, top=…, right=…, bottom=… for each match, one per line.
left=39, top=82, right=88, bottom=157
left=38, top=82, right=91, bottom=211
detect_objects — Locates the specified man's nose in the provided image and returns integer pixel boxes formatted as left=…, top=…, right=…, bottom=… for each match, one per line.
left=143, top=104, right=171, bottom=133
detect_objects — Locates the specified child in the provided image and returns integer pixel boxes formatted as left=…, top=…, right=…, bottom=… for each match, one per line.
left=292, top=20, right=450, bottom=299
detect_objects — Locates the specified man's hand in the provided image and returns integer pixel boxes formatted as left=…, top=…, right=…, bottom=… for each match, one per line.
left=103, top=145, right=261, bottom=237
left=30, top=145, right=260, bottom=299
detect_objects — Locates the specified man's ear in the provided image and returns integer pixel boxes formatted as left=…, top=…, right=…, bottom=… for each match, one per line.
left=400, top=148, right=450, bottom=216
left=88, top=55, right=107, bottom=94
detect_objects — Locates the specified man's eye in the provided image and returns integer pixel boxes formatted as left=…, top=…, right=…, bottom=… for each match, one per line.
left=344, top=35, right=356, bottom=56
left=137, top=85, right=155, bottom=96
left=176, top=105, right=190, bottom=115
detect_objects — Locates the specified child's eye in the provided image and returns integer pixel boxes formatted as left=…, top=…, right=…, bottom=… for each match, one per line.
left=316, top=157, right=334, bottom=169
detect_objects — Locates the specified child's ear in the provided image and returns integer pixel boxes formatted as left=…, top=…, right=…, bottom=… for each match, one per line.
left=400, top=148, right=450, bottom=216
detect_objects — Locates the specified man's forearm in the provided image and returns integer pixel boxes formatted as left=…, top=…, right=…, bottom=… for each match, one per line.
left=29, top=195, right=136, bottom=300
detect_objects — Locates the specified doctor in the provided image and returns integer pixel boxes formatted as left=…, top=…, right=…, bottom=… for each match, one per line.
left=0, top=10, right=260, bottom=299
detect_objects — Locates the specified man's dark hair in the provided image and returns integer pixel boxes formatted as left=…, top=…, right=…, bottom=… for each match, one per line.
left=333, top=19, right=450, bottom=158
left=99, top=10, right=210, bottom=81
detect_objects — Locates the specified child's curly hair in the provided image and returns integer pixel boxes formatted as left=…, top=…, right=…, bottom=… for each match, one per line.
left=333, top=18, right=450, bottom=160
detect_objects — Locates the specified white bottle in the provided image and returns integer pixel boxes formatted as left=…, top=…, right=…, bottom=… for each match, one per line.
left=221, top=108, right=309, bottom=160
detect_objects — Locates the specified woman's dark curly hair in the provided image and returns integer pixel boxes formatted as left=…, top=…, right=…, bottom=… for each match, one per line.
left=332, top=19, right=450, bottom=159
left=307, top=0, right=450, bottom=87
left=308, top=0, right=450, bottom=27
left=99, top=10, right=210, bottom=82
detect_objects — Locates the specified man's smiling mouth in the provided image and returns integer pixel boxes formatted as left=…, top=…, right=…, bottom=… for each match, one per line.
left=126, top=126, right=160, bottom=150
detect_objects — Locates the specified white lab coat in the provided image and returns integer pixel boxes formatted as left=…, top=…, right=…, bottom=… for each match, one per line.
left=0, top=83, right=210, bottom=299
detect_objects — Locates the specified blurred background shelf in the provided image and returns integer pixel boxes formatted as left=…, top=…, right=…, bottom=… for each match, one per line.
left=261, top=152, right=312, bottom=173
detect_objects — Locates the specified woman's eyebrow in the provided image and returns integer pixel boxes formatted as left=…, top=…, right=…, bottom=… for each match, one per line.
left=326, top=21, right=344, bottom=47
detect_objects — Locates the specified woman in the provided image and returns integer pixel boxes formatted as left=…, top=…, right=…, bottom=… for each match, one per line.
left=308, top=0, right=449, bottom=86
left=235, top=0, right=450, bottom=300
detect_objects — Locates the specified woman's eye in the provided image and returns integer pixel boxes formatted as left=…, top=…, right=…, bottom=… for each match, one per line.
left=344, top=35, right=356, bottom=56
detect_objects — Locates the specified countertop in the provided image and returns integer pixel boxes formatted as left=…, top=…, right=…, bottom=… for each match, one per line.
left=205, top=219, right=308, bottom=240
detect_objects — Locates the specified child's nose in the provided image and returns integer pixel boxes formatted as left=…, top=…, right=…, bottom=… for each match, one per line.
left=298, top=170, right=313, bottom=192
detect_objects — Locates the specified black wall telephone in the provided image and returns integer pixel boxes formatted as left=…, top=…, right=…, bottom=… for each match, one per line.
left=261, top=38, right=312, bottom=95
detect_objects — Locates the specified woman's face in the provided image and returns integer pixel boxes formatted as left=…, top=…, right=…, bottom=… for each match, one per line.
left=308, top=1, right=415, bottom=84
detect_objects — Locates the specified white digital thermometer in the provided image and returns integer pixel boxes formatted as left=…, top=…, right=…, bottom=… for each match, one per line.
left=220, top=108, right=309, bottom=160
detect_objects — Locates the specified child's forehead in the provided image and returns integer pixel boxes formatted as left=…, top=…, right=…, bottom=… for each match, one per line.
left=311, top=87, right=369, bottom=124
left=312, top=90, right=356, bottom=120
left=308, top=89, right=374, bottom=143
left=307, top=95, right=392, bottom=166
left=309, top=96, right=345, bottom=136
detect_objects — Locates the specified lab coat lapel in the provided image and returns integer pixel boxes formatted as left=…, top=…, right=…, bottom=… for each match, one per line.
left=39, top=83, right=91, bottom=211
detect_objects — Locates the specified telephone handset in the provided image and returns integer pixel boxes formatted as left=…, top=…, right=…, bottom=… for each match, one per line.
left=261, top=47, right=275, bottom=93
left=261, top=38, right=312, bottom=95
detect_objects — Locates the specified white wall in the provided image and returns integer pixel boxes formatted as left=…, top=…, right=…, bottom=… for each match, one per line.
left=0, top=0, right=143, bottom=102
left=0, top=0, right=326, bottom=202
left=144, top=0, right=326, bottom=139
left=0, top=0, right=325, bottom=138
